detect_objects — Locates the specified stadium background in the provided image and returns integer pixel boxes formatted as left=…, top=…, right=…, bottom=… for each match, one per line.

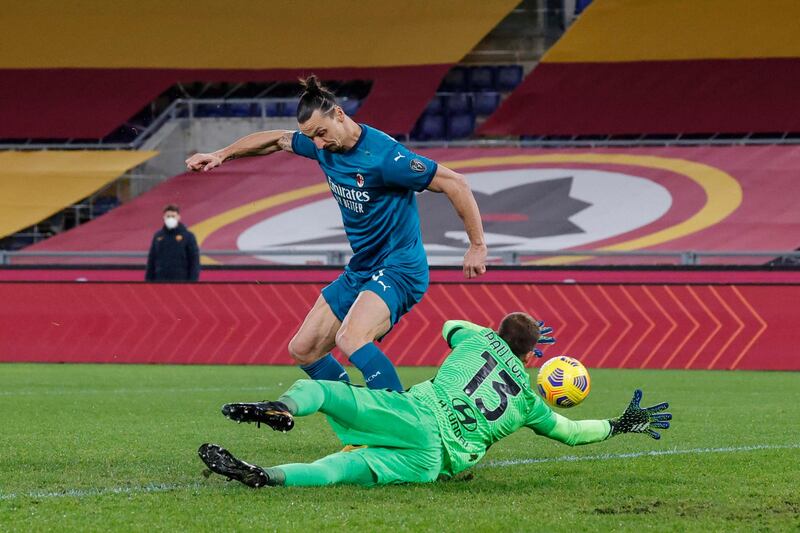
left=2, top=1, right=800, bottom=529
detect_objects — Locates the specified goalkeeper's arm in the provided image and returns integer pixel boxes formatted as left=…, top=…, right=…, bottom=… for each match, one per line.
left=529, top=389, right=672, bottom=446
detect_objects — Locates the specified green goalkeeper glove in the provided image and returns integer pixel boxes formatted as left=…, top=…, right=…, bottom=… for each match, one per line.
left=609, top=389, right=671, bottom=440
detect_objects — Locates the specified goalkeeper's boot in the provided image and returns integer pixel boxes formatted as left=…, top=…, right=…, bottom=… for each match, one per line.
left=221, top=401, right=294, bottom=432
left=198, top=443, right=270, bottom=488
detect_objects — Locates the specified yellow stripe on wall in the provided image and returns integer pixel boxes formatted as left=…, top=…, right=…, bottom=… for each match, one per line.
left=1, top=0, right=519, bottom=69
left=544, top=0, right=800, bottom=63
left=0, top=151, right=157, bottom=238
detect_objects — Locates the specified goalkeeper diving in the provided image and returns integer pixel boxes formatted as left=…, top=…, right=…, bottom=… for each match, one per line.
left=198, top=313, right=672, bottom=487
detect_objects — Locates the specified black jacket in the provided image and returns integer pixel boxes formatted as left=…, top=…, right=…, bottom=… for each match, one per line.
left=145, top=223, right=200, bottom=282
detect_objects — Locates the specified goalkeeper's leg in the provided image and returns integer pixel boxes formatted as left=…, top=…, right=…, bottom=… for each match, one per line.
left=266, top=452, right=376, bottom=487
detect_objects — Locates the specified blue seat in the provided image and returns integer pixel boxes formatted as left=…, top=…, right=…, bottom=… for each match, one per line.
left=473, top=92, right=501, bottom=115
left=495, top=65, right=524, bottom=91
left=447, top=113, right=475, bottom=139
left=469, top=66, right=495, bottom=92
left=440, top=67, right=469, bottom=92
left=417, top=114, right=446, bottom=140
left=265, top=101, right=282, bottom=116
left=227, top=103, right=254, bottom=117
left=194, top=103, right=225, bottom=117
left=92, top=197, right=120, bottom=217
left=444, top=93, right=472, bottom=114
left=424, top=96, right=443, bottom=115
left=341, top=98, right=360, bottom=116
left=278, top=99, right=300, bottom=117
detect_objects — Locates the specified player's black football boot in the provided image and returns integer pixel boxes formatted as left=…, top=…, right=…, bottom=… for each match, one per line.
left=198, top=443, right=270, bottom=488
left=221, top=401, right=294, bottom=432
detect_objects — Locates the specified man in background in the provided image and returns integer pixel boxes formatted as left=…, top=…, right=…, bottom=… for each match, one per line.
left=145, top=204, right=200, bottom=282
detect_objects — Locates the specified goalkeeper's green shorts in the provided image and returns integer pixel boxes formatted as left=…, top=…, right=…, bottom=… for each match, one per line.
left=319, top=381, right=443, bottom=485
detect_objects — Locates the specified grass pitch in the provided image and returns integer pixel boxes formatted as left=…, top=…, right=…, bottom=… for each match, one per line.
left=1, top=364, right=798, bottom=531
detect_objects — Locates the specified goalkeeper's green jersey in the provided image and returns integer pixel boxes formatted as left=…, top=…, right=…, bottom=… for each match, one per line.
left=408, top=320, right=574, bottom=476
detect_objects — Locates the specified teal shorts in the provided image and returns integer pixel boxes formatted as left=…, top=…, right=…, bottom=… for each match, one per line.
left=320, top=381, right=443, bottom=485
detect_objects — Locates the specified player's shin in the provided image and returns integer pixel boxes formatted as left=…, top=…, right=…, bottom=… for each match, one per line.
left=348, top=343, right=403, bottom=391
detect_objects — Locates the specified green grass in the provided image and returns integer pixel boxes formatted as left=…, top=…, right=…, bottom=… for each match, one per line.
left=1, top=364, right=798, bottom=532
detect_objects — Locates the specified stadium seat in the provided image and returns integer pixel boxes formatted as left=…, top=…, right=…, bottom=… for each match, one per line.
left=469, top=66, right=495, bottom=92
left=447, top=113, right=475, bottom=139
left=444, top=93, right=472, bottom=115
left=92, top=197, right=120, bottom=217
left=227, top=103, right=255, bottom=117
left=194, top=104, right=226, bottom=117
left=341, top=98, right=360, bottom=116
left=473, top=92, right=501, bottom=115
left=278, top=99, right=300, bottom=117
left=265, top=101, right=281, bottom=117
left=439, top=67, right=469, bottom=92
left=417, top=114, right=446, bottom=140
left=495, top=65, right=523, bottom=91
left=424, top=96, right=443, bottom=115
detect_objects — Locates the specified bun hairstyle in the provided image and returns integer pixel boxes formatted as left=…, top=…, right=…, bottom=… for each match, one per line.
left=297, top=75, right=338, bottom=123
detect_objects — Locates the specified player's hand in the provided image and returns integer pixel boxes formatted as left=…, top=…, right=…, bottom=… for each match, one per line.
left=609, top=389, right=671, bottom=439
left=533, top=320, right=556, bottom=358
left=463, top=243, right=487, bottom=279
left=186, top=152, right=224, bottom=172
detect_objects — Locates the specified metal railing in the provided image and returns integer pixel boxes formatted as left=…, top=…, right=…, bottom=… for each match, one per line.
left=2, top=249, right=799, bottom=266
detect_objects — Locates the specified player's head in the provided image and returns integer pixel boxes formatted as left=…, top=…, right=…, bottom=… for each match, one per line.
left=297, top=75, right=350, bottom=152
left=163, top=204, right=181, bottom=229
left=498, top=312, right=541, bottom=362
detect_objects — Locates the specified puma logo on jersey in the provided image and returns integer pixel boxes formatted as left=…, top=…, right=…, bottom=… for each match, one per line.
left=378, top=280, right=391, bottom=292
left=393, top=152, right=406, bottom=162
left=372, top=269, right=391, bottom=291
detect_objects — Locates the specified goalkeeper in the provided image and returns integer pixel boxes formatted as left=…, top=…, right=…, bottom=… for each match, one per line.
left=198, top=313, right=671, bottom=488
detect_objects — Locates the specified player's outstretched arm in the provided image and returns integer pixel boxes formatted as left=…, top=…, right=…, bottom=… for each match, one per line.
left=185, top=130, right=295, bottom=172
left=427, top=165, right=487, bottom=279
left=608, top=389, right=672, bottom=440
left=528, top=389, right=671, bottom=445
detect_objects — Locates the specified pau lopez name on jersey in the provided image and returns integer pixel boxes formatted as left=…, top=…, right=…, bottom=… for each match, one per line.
left=482, top=330, right=527, bottom=383
left=327, top=176, right=371, bottom=213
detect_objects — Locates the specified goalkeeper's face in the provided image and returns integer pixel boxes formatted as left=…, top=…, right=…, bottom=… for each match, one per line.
left=299, top=107, right=350, bottom=153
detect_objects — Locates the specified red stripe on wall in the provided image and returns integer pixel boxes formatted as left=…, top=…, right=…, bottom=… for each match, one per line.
left=0, top=65, right=449, bottom=139
left=479, top=58, right=800, bottom=136
left=0, top=281, right=795, bottom=370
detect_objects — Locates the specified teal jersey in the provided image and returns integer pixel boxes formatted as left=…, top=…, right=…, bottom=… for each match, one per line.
left=408, top=320, right=557, bottom=476
left=292, top=125, right=437, bottom=273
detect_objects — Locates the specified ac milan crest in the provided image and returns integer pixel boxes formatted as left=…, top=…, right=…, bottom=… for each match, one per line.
left=356, top=173, right=365, bottom=187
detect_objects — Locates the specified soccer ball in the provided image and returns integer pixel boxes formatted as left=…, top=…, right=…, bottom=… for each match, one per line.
left=536, top=356, right=591, bottom=408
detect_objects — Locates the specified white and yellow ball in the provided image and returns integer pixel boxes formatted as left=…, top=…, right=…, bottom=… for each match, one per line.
left=536, top=356, right=591, bottom=408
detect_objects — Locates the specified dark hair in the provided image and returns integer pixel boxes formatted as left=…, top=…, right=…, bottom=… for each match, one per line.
left=297, top=75, right=338, bottom=123
left=163, top=204, right=180, bottom=214
left=498, top=312, right=541, bottom=357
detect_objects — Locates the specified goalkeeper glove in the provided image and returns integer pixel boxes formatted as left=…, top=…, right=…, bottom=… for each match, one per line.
left=609, top=389, right=671, bottom=440
left=534, top=320, right=556, bottom=358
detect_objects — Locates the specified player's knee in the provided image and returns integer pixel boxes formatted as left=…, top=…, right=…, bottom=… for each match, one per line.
left=334, top=326, right=367, bottom=356
left=288, top=335, right=321, bottom=366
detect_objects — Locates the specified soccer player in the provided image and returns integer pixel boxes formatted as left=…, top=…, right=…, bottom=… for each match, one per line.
left=198, top=313, right=672, bottom=488
left=185, top=76, right=487, bottom=392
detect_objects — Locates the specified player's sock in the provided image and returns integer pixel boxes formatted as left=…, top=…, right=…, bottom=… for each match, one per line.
left=261, top=467, right=286, bottom=486
left=348, top=343, right=403, bottom=392
left=300, top=354, right=351, bottom=382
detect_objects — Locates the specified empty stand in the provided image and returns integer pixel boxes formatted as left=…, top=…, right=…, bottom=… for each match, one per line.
left=480, top=0, right=800, bottom=136
left=0, top=151, right=155, bottom=239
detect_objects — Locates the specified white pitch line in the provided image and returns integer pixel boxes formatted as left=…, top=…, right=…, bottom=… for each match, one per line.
left=480, top=443, right=800, bottom=469
left=1, top=444, right=797, bottom=501
left=0, top=482, right=202, bottom=502
left=0, top=386, right=279, bottom=397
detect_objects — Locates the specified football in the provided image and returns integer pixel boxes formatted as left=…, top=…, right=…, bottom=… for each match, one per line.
left=536, top=356, right=591, bottom=408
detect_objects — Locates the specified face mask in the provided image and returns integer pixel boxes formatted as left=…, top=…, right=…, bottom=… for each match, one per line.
left=164, top=217, right=179, bottom=230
